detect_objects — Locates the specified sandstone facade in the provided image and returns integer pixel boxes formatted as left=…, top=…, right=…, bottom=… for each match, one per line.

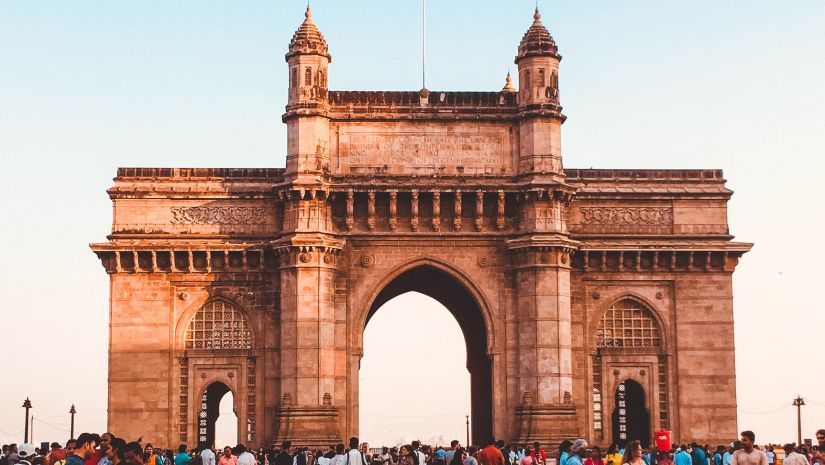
left=92, top=7, right=750, bottom=449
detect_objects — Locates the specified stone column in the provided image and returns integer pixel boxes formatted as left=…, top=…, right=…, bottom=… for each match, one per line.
left=275, top=244, right=342, bottom=447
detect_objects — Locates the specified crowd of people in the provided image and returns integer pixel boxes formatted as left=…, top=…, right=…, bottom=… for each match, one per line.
left=3, top=429, right=825, bottom=465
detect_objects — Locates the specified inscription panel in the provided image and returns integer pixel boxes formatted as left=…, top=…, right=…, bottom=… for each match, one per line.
left=571, top=206, right=674, bottom=235
left=334, top=126, right=514, bottom=175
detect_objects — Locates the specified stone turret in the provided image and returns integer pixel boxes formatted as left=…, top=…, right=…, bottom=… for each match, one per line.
left=514, top=8, right=565, bottom=178
left=284, top=6, right=331, bottom=179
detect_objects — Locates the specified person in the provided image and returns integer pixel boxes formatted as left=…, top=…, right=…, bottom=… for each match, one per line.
left=780, top=445, right=804, bottom=465
left=477, top=441, right=504, bottom=465
left=411, top=442, right=424, bottom=465
left=47, top=444, right=69, bottom=465
left=585, top=447, right=604, bottom=465
left=272, top=444, right=292, bottom=465
left=731, top=432, right=767, bottom=465
left=465, top=448, right=478, bottom=465
left=674, top=446, right=691, bottom=465
left=107, top=438, right=126, bottom=465
left=329, top=446, right=345, bottom=465
left=559, top=442, right=573, bottom=465
left=218, top=448, right=236, bottom=465
left=142, top=446, right=159, bottom=465
left=567, top=441, right=588, bottom=465
left=87, top=435, right=111, bottom=465
left=605, top=446, right=623, bottom=465
left=201, top=448, right=216, bottom=465
left=235, top=445, right=255, bottom=465
left=378, top=448, right=393, bottom=465
left=622, top=442, right=643, bottom=465
left=256, top=449, right=267, bottom=465
left=445, top=443, right=461, bottom=465
left=817, top=431, right=825, bottom=454
left=173, top=446, right=190, bottom=465
left=530, top=445, right=546, bottom=465
left=690, top=445, right=705, bottom=465
left=69, top=435, right=99, bottom=465
left=399, top=447, right=417, bottom=465
left=763, top=448, right=773, bottom=465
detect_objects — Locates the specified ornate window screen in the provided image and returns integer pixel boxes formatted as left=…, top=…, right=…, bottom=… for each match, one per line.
left=596, top=299, right=661, bottom=348
left=185, top=300, right=252, bottom=350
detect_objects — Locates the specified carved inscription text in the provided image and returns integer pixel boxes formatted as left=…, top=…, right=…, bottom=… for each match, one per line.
left=170, top=206, right=267, bottom=225
left=580, top=207, right=673, bottom=225
left=341, top=132, right=508, bottom=169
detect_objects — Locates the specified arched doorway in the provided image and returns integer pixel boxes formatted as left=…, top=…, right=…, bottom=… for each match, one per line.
left=612, top=379, right=650, bottom=447
left=199, top=381, right=237, bottom=450
left=363, top=264, right=493, bottom=445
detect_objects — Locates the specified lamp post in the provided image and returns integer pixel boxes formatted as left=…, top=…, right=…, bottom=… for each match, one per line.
left=793, top=396, right=805, bottom=446
left=69, top=404, right=77, bottom=439
left=465, top=414, right=470, bottom=446
left=22, top=398, right=32, bottom=443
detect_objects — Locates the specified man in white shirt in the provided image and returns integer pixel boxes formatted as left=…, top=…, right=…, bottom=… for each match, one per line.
left=781, top=445, right=807, bottom=465
left=235, top=446, right=256, bottom=465
left=202, top=447, right=216, bottom=465
left=731, top=432, right=767, bottom=465
left=346, top=439, right=365, bottom=465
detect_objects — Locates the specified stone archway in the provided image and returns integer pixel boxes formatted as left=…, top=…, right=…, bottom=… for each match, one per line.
left=611, top=379, right=650, bottom=448
left=359, top=263, right=494, bottom=445
left=199, top=381, right=237, bottom=450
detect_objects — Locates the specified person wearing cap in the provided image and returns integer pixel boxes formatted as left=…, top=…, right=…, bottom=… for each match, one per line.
left=15, top=445, right=36, bottom=465
left=567, top=441, right=588, bottom=465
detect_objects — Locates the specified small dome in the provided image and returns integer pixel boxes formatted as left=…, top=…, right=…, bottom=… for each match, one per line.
left=502, top=71, right=517, bottom=93
left=515, top=8, right=559, bottom=63
left=286, top=6, right=331, bottom=61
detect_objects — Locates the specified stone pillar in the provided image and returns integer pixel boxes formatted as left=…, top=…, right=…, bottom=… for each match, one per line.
left=275, top=244, right=342, bottom=447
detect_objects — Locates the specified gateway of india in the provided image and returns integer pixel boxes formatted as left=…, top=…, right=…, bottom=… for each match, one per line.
left=92, top=6, right=751, bottom=450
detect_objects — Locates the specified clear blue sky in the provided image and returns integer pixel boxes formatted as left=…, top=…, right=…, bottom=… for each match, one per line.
left=1, top=0, right=824, bottom=446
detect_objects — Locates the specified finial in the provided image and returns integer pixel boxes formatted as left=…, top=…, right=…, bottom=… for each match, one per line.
left=305, top=5, right=312, bottom=20
left=502, top=70, right=517, bottom=93
left=533, top=7, right=541, bottom=23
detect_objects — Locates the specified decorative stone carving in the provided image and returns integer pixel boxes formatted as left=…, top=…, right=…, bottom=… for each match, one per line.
left=580, top=207, right=672, bottom=225
left=299, top=253, right=313, bottom=263
left=170, top=206, right=267, bottom=225
left=359, top=255, right=375, bottom=267
left=477, top=256, right=490, bottom=268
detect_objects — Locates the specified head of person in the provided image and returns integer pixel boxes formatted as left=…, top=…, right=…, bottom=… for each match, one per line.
left=412, top=442, right=420, bottom=451
left=123, top=443, right=142, bottom=462
left=571, top=440, right=588, bottom=458
left=740, top=432, right=755, bottom=450
left=335, top=445, right=345, bottom=455
left=177, top=445, right=187, bottom=454
left=496, top=441, right=505, bottom=449
left=144, top=444, right=154, bottom=457
left=74, top=434, right=99, bottom=460
left=361, top=444, right=369, bottom=453
left=591, top=447, right=601, bottom=459
left=400, top=446, right=412, bottom=456
left=97, top=434, right=113, bottom=453
left=608, top=444, right=618, bottom=455
left=623, top=442, right=641, bottom=463
left=108, top=438, right=126, bottom=461
left=559, top=441, right=573, bottom=456
left=533, top=443, right=541, bottom=452
left=223, top=447, right=233, bottom=457
left=817, top=431, right=825, bottom=448
left=451, top=441, right=459, bottom=451
left=349, top=438, right=359, bottom=451
left=63, top=440, right=76, bottom=457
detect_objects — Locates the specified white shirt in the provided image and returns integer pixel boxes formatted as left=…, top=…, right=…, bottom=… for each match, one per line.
left=319, top=458, right=331, bottom=465
left=202, top=449, right=217, bottom=465
left=345, top=450, right=365, bottom=465
left=417, top=452, right=426, bottom=465
left=237, top=452, right=256, bottom=465
left=783, top=453, right=807, bottom=465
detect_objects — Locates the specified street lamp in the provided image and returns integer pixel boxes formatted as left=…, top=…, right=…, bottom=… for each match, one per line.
left=465, top=415, right=470, bottom=446
left=69, top=404, right=77, bottom=439
left=22, top=398, right=32, bottom=443
left=793, top=396, right=805, bottom=445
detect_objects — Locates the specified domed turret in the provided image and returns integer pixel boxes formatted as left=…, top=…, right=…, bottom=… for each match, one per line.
left=285, top=6, right=330, bottom=105
left=286, top=6, right=331, bottom=61
left=502, top=71, right=517, bottom=93
left=515, top=8, right=559, bottom=64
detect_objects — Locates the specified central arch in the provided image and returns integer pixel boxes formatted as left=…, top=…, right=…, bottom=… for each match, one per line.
left=359, top=261, right=495, bottom=444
